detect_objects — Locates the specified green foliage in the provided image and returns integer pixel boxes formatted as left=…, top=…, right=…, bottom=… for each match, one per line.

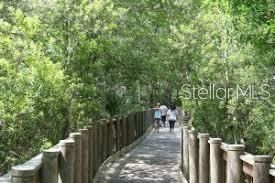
left=0, top=7, right=69, bottom=172
left=176, top=0, right=274, bottom=158
left=0, top=0, right=274, bottom=174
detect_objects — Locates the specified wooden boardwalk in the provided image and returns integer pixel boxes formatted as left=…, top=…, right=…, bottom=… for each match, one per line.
left=97, top=123, right=184, bottom=183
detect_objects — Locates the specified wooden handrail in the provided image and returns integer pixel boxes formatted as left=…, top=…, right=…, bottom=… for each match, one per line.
left=0, top=110, right=154, bottom=183
left=180, top=125, right=274, bottom=183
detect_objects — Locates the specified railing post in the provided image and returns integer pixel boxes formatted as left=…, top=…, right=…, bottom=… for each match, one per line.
left=42, top=149, right=59, bottom=183
left=209, top=138, right=223, bottom=183
left=11, top=165, right=38, bottom=183
left=198, top=133, right=210, bottom=183
left=141, top=112, right=143, bottom=133
left=105, top=119, right=110, bottom=158
left=69, top=132, right=82, bottom=183
left=97, top=121, right=103, bottom=166
left=133, top=113, right=137, bottom=140
left=182, top=125, right=190, bottom=180
left=137, top=112, right=140, bottom=138
left=253, top=155, right=272, bottom=183
left=116, top=117, right=121, bottom=151
left=128, top=114, right=133, bottom=144
left=120, top=117, right=124, bottom=149
left=122, top=116, right=127, bottom=148
left=92, top=123, right=98, bottom=175
left=136, top=112, right=139, bottom=139
left=101, top=120, right=108, bottom=161
left=107, top=119, right=113, bottom=157
left=111, top=118, right=117, bottom=153
left=136, top=112, right=139, bottom=137
left=131, top=113, right=135, bottom=142
left=85, top=125, right=94, bottom=181
left=79, top=129, right=89, bottom=183
left=139, top=111, right=143, bottom=136
left=142, top=111, right=145, bottom=133
left=126, top=115, right=130, bottom=145
left=143, top=111, right=147, bottom=130
left=180, top=127, right=183, bottom=170
left=112, top=118, right=118, bottom=153
left=11, top=165, right=37, bottom=183
left=226, top=144, right=245, bottom=183
left=138, top=112, right=141, bottom=137
left=58, top=139, right=75, bottom=183
left=189, top=129, right=199, bottom=183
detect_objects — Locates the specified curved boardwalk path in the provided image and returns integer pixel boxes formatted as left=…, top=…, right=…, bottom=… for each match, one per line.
left=97, top=123, right=184, bottom=183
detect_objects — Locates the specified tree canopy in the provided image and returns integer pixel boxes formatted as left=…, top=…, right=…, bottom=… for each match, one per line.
left=0, top=0, right=274, bottom=174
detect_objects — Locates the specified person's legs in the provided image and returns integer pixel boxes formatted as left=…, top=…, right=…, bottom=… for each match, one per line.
left=154, top=118, right=160, bottom=132
left=154, top=118, right=157, bottom=131
left=169, top=120, right=172, bottom=133
left=161, top=116, right=166, bottom=127
left=156, top=119, right=160, bottom=132
left=171, top=121, right=176, bottom=132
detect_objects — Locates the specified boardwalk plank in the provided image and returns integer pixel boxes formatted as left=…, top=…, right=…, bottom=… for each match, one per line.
left=97, top=123, right=184, bottom=183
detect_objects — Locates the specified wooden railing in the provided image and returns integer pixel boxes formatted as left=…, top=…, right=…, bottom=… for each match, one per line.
left=181, top=126, right=275, bottom=183
left=0, top=110, right=154, bottom=183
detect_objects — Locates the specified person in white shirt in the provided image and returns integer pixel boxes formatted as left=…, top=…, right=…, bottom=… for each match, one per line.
left=167, top=105, right=178, bottom=133
left=159, top=104, right=168, bottom=127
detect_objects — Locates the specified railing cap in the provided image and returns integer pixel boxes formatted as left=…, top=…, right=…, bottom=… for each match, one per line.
left=240, top=154, right=254, bottom=165
left=42, top=149, right=60, bottom=158
left=79, top=129, right=89, bottom=134
left=227, top=144, right=245, bottom=151
left=85, top=125, right=93, bottom=129
left=59, top=139, right=75, bottom=147
left=69, top=132, right=82, bottom=139
left=208, top=138, right=222, bottom=144
left=254, top=155, right=272, bottom=163
left=99, top=120, right=106, bottom=125
left=11, top=164, right=38, bottom=177
left=198, top=133, right=209, bottom=138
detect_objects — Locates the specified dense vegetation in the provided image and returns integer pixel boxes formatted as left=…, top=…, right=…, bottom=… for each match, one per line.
left=0, top=0, right=274, bottom=174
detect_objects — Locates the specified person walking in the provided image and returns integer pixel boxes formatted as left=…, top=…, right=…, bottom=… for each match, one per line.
left=154, top=103, right=161, bottom=133
left=160, top=104, right=168, bottom=127
left=167, top=105, right=178, bottom=133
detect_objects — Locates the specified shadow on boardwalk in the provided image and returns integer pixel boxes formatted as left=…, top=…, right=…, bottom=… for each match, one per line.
left=97, top=123, right=183, bottom=183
